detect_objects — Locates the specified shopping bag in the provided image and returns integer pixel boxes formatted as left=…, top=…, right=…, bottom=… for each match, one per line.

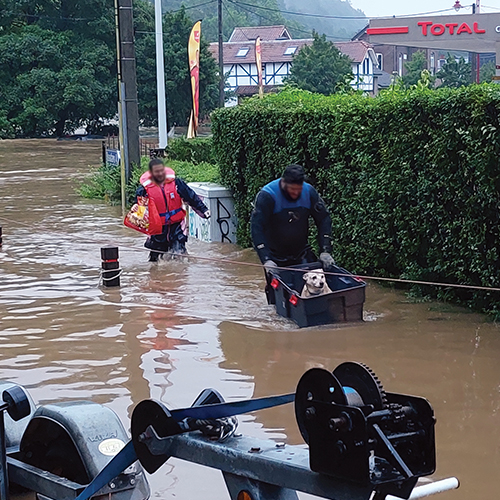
left=124, top=196, right=162, bottom=235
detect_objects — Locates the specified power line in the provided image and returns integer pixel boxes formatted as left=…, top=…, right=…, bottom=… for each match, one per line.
left=2, top=1, right=217, bottom=27
left=223, top=0, right=250, bottom=40
left=226, top=0, right=348, bottom=41
left=229, top=0, right=457, bottom=20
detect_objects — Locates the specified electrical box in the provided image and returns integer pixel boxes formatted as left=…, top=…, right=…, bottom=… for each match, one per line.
left=188, top=182, right=237, bottom=244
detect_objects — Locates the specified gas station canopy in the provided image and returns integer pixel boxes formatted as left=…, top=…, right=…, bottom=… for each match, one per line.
left=368, top=13, right=500, bottom=53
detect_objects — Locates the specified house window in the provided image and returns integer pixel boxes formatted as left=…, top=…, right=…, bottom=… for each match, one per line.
left=236, top=48, right=249, bottom=57
left=376, top=53, right=383, bottom=70
left=362, top=57, right=370, bottom=74
left=284, top=46, right=297, bottom=56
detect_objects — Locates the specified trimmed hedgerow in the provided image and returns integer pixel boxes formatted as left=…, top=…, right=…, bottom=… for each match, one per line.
left=212, top=86, right=500, bottom=315
left=165, top=137, right=215, bottom=164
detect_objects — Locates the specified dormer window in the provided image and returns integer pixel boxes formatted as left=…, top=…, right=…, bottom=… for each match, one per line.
left=236, top=48, right=250, bottom=57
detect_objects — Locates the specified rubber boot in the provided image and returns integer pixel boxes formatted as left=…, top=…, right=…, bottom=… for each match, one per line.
left=149, top=252, right=160, bottom=262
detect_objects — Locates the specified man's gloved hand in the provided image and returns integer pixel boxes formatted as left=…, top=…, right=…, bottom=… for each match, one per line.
left=319, top=252, right=335, bottom=269
left=204, top=210, right=211, bottom=219
left=264, top=260, right=278, bottom=274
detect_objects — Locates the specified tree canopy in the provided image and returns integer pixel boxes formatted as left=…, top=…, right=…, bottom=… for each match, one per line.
left=135, top=5, right=219, bottom=127
left=0, top=0, right=219, bottom=137
left=284, top=32, right=353, bottom=95
left=436, top=54, right=471, bottom=88
left=402, top=51, right=429, bottom=88
left=0, top=0, right=116, bottom=137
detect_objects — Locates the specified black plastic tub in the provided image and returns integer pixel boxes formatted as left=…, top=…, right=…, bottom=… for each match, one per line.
left=267, top=263, right=366, bottom=328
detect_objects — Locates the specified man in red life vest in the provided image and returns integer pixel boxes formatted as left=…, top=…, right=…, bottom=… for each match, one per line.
left=136, top=158, right=210, bottom=261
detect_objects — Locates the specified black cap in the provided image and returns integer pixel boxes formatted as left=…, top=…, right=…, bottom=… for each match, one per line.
left=282, top=164, right=305, bottom=184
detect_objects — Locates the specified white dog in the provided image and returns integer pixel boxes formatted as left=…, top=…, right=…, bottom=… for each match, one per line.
left=301, top=269, right=333, bottom=298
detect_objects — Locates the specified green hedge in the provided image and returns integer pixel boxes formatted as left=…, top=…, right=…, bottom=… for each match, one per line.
left=212, top=86, right=500, bottom=314
left=165, top=137, right=215, bottom=164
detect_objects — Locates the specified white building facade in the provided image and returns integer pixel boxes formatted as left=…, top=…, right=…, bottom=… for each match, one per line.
left=209, top=26, right=379, bottom=100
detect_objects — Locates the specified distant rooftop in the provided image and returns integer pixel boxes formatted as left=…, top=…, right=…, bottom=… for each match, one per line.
left=209, top=39, right=312, bottom=65
left=335, top=40, right=374, bottom=63
left=210, top=36, right=376, bottom=65
left=229, top=25, right=292, bottom=42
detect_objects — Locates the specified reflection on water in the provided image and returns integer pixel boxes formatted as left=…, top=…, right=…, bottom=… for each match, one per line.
left=0, top=139, right=499, bottom=500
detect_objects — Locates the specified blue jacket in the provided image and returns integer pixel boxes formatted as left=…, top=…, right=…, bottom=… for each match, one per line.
left=251, top=179, right=332, bottom=263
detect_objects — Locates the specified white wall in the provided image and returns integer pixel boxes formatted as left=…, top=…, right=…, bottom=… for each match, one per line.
left=224, top=57, right=375, bottom=93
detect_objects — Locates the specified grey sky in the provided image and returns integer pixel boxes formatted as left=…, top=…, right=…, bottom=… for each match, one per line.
left=349, top=0, right=500, bottom=19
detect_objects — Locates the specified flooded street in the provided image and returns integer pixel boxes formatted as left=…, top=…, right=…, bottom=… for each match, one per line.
left=1, top=139, right=500, bottom=500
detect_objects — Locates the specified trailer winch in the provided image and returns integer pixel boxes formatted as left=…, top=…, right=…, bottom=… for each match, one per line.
left=294, top=363, right=436, bottom=499
left=0, top=363, right=456, bottom=500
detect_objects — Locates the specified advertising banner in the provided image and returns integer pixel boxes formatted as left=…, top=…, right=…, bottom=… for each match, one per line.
left=187, top=20, right=201, bottom=139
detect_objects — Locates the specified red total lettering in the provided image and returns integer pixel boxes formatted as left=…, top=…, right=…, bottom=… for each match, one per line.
left=456, top=22, right=472, bottom=35
left=430, top=23, right=445, bottom=36
left=473, top=22, right=486, bottom=34
left=418, top=21, right=433, bottom=36
left=445, top=23, right=458, bottom=34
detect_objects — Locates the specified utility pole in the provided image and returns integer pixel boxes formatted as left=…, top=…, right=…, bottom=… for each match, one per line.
left=114, top=0, right=140, bottom=186
left=475, top=0, right=480, bottom=83
left=155, top=0, right=168, bottom=149
left=218, top=0, right=225, bottom=107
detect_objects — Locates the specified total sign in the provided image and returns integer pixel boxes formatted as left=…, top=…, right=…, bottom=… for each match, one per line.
left=368, top=13, right=500, bottom=53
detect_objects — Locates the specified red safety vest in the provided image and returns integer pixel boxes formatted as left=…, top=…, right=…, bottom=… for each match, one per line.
left=140, top=168, right=186, bottom=225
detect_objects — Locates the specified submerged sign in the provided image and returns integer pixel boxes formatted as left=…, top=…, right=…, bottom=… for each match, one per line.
left=368, top=13, right=500, bottom=53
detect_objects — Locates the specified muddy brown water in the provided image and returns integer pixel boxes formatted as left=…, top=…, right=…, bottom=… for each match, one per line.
left=0, top=139, right=499, bottom=500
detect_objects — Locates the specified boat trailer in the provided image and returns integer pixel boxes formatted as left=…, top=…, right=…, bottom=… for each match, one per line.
left=0, top=363, right=459, bottom=500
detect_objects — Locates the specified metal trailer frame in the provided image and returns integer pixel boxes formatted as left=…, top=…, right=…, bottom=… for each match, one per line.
left=1, top=424, right=459, bottom=500
left=140, top=427, right=459, bottom=500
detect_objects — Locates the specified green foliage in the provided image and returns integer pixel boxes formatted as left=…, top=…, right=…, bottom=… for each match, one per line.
left=165, top=137, right=215, bottom=164
left=135, top=5, right=219, bottom=127
left=402, top=51, right=428, bottom=88
left=436, top=54, right=471, bottom=88
left=77, top=163, right=122, bottom=204
left=78, top=156, right=219, bottom=204
left=277, top=0, right=367, bottom=41
left=0, top=5, right=116, bottom=137
left=159, top=0, right=305, bottom=41
left=284, top=32, right=353, bottom=95
left=480, top=61, right=496, bottom=83
left=0, top=0, right=220, bottom=136
left=212, top=85, right=500, bottom=316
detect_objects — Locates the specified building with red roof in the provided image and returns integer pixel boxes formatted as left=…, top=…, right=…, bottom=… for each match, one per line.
left=209, top=26, right=379, bottom=103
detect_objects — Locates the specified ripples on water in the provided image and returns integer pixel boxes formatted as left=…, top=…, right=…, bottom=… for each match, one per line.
left=1, top=140, right=500, bottom=500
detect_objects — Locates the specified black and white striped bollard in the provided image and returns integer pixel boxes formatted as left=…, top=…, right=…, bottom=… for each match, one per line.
left=101, top=246, right=120, bottom=287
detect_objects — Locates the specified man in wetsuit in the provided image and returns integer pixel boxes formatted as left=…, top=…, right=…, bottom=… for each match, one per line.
left=136, top=159, right=210, bottom=261
left=250, top=164, right=335, bottom=272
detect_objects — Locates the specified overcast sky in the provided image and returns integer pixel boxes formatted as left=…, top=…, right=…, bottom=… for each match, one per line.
left=349, top=0, right=500, bottom=19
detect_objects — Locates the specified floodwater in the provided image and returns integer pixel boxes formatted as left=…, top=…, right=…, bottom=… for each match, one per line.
left=0, top=139, right=499, bottom=500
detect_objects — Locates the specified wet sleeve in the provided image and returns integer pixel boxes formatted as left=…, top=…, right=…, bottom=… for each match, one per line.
left=310, top=188, right=333, bottom=254
left=135, top=185, right=146, bottom=204
left=176, top=178, right=209, bottom=216
left=250, top=191, right=275, bottom=263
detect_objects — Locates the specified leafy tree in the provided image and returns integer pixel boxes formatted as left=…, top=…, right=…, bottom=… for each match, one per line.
left=0, top=24, right=115, bottom=137
left=284, top=32, right=352, bottom=95
left=402, top=51, right=428, bottom=88
left=0, top=0, right=116, bottom=137
left=135, top=5, right=219, bottom=127
left=278, top=0, right=367, bottom=41
left=480, top=61, right=495, bottom=83
left=436, top=53, right=471, bottom=88
left=160, top=0, right=305, bottom=41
